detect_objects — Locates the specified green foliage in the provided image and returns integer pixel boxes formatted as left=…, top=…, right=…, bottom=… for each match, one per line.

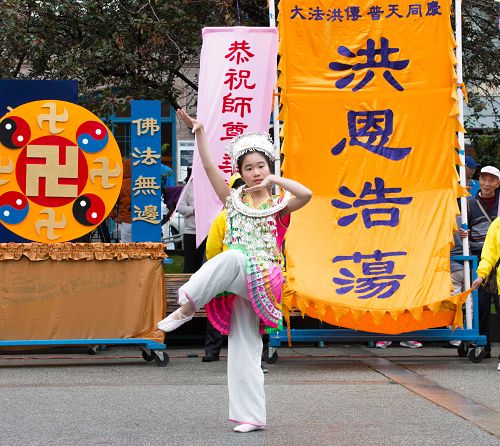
left=460, top=1, right=500, bottom=129
left=470, top=133, right=500, bottom=167
left=0, top=0, right=497, bottom=128
left=0, top=0, right=245, bottom=115
left=461, top=1, right=500, bottom=93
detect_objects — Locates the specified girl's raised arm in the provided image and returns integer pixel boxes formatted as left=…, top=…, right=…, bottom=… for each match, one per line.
left=176, top=109, right=230, bottom=203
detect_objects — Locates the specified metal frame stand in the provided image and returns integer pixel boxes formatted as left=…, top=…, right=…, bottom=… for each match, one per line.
left=268, top=256, right=488, bottom=363
left=0, top=338, right=169, bottom=367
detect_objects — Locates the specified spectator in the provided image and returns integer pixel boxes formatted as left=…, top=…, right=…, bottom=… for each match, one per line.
left=463, top=166, right=500, bottom=359
left=177, top=172, right=207, bottom=274
left=202, top=174, right=245, bottom=362
left=465, top=156, right=480, bottom=197
left=116, top=159, right=132, bottom=243
left=449, top=215, right=465, bottom=347
left=161, top=163, right=176, bottom=189
left=471, top=216, right=500, bottom=370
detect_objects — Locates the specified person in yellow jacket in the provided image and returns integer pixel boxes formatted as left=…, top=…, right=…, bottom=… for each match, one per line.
left=202, top=174, right=245, bottom=362
left=206, top=177, right=244, bottom=258
left=472, top=216, right=500, bottom=371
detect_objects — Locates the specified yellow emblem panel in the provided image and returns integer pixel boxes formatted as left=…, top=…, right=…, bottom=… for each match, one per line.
left=0, top=100, right=122, bottom=242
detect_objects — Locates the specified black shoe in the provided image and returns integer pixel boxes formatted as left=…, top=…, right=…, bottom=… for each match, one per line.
left=202, top=354, right=220, bottom=362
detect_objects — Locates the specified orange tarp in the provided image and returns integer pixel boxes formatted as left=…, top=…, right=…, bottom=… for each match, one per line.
left=0, top=243, right=166, bottom=342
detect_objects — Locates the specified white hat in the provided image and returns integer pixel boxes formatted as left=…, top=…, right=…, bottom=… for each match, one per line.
left=480, top=166, right=500, bottom=181
left=226, top=132, right=276, bottom=172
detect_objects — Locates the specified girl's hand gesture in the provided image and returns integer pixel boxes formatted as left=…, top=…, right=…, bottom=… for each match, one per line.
left=176, top=109, right=203, bottom=133
left=244, top=176, right=273, bottom=193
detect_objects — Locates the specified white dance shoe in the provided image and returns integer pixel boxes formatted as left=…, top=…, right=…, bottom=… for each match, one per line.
left=234, top=424, right=265, bottom=433
left=157, top=312, right=193, bottom=332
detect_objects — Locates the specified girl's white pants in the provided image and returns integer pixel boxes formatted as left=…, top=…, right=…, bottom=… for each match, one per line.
left=179, top=249, right=266, bottom=426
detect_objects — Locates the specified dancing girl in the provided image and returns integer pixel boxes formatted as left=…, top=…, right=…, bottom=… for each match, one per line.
left=158, top=109, right=312, bottom=432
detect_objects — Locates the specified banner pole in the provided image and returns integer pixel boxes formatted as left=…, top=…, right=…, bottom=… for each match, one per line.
left=455, top=0, right=472, bottom=329
left=268, top=0, right=281, bottom=178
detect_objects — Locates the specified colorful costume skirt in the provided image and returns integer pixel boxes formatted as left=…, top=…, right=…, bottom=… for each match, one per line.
left=205, top=262, right=284, bottom=335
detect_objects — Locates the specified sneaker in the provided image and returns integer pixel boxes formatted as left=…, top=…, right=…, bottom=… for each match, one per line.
left=497, top=362, right=500, bottom=371
left=400, top=341, right=423, bottom=349
left=375, top=341, right=392, bottom=348
left=449, top=340, right=461, bottom=347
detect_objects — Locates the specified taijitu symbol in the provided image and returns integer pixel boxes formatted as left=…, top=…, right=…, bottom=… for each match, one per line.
left=0, top=191, right=29, bottom=224
left=72, top=194, right=105, bottom=226
left=76, top=121, right=109, bottom=153
left=0, top=116, right=31, bottom=149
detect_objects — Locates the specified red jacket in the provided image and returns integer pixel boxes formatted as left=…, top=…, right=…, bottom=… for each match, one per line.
left=117, top=159, right=131, bottom=223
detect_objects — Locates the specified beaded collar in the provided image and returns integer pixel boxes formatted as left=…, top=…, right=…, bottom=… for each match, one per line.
left=224, top=186, right=289, bottom=267
left=231, top=185, right=290, bottom=218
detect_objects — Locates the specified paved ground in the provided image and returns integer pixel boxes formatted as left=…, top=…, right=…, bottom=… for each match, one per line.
left=1, top=343, right=499, bottom=446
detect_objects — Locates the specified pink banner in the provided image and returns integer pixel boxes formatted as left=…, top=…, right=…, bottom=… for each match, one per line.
left=193, top=27, right=278, bottom=246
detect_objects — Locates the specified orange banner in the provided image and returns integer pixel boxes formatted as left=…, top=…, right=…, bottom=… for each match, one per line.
left=279, top=0, right=466, bottom=333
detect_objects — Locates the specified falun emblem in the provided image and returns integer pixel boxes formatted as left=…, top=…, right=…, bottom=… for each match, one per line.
left=0, top=100, right=122, bottom=242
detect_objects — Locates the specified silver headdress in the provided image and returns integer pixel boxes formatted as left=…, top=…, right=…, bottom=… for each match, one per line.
left=226, top=132, right=276, bottom=172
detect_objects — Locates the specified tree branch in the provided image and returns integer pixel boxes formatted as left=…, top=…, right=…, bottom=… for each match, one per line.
left=173, top=69, right=198, bottom=91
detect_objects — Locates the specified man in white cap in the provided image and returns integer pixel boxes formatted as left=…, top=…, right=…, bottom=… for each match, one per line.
left=461, top=165, right=500, bottom=358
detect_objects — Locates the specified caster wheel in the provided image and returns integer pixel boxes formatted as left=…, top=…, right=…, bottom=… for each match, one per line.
left=457, top=341, right=469, bottom=357
left=142, top=349, right=155, bottom=361
left=153, top=351, right=170, bottom=367
left=468, top=347, right=487, bottom=363
left=88, top=346, right=98, bottom=355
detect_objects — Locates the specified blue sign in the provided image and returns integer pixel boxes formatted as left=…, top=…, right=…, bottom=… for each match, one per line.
left=130, top=100, right=162, bottom=242
left=0, top=80, right=78, bottom=242
left=0, top=80, right=78, bottom=117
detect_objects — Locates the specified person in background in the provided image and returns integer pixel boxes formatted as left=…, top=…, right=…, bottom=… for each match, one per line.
left=449, top=214, right=465, bottom=347
left=177, top=168, right=207, bottom=273
left=116, top=159, right=132, bottom=243
left=465, top=156, right=480, bottom=197
left=202, top=174, right=245, bottom=363
left=471, top=216, right=500, bottom=371
left=161, top=163, right=176, bottom=189
left=462, top=166, right=500, bottom=359
left=375, top=339, right=423, bottom=349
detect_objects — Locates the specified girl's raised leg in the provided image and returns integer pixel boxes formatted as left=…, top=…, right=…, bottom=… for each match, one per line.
left=157, top=250, right=248, bottom=332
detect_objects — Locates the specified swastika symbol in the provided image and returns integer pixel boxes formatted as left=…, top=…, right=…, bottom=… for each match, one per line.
left=37, top=102, right=69, bottom=134
left=0, top=156, right=14, bottom=186
left=25, top=144, right=79, bottom=198
left=35, top=208, right=67, bottom=240
left=90, top=157, right=121, bottom=189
